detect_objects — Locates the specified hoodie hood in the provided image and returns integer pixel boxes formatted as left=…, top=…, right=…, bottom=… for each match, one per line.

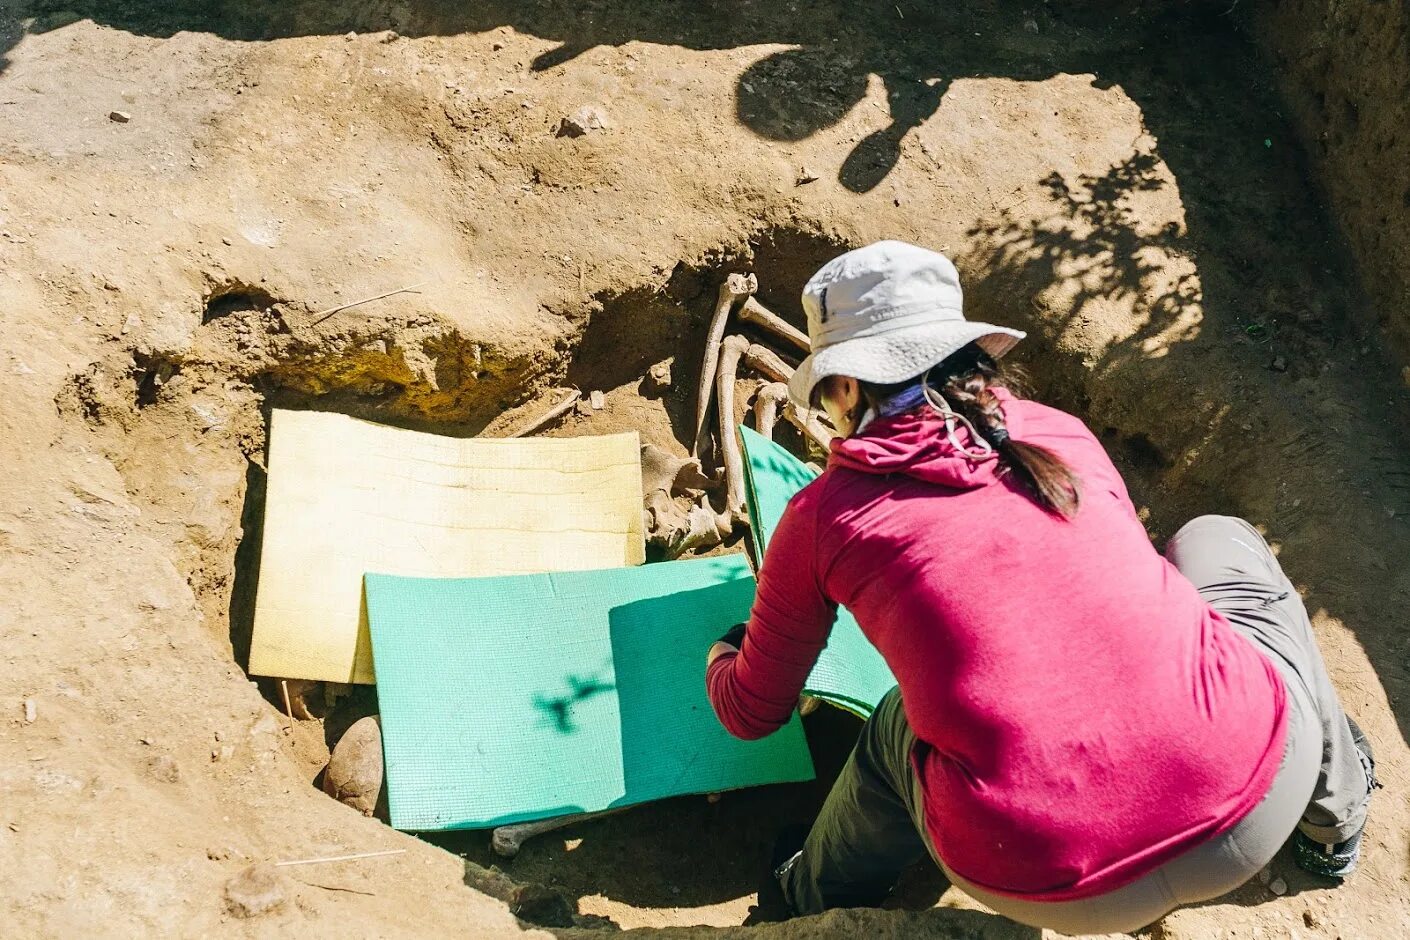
left=828, top=387, right=1024, bottom=491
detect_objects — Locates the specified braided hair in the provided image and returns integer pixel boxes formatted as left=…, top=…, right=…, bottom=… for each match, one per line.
left=863, top=343, right=1082, bottom=519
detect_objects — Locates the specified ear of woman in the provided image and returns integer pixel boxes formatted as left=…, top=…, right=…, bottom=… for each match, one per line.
left=818, top=375, right=863, bottom=437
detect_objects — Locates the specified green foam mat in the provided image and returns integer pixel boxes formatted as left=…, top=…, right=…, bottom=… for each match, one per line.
left=364, top=555, right=815, bottom=831
left=740, top=426, right=898, bottom=717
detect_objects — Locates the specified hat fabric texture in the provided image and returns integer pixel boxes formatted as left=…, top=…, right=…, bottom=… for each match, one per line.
left=788, top=240, right=1026, bottom=408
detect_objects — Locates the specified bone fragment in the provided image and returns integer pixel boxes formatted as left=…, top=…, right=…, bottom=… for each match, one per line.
left=717, top=335, right=751, bottom=514
left=784, top=401, right=837, bottom=450
left=694, top=274, right=757, bottom=456
left=492, top=809, right=621, bottom=858
left=509, top=390, right=582, bottom=437
left=739, top=297, right=810, bottom=352
left=742, top=343, right=794, bottom=384
left=640, top=443, right=710, bottom=498
left=753, top=382, right=790, bottom=438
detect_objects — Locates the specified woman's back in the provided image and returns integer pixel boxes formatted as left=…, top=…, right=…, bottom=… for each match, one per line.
left=726, top=391, right=1288, bottom=898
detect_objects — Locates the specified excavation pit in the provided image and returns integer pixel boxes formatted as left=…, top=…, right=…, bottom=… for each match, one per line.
left=187, top=225, right=1188, bottom=931
left=11, top=4, right=1410, bottom=934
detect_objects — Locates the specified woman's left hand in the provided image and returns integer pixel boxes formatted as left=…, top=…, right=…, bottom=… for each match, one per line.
left=707, top=640, right=738, bottom=665
left=708, top=623, right=747, bottom=665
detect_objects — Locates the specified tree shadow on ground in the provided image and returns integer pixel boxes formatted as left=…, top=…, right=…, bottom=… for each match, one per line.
left=0, top=0, right=1259, bottom=194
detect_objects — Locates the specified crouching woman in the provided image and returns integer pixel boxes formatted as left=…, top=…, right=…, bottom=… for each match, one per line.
left=705, top=241, right=1376, bottom=934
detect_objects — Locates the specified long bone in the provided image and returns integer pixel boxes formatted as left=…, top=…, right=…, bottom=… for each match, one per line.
left=753, top=382, right=790, bottom=438
left=742, top=343, right=794, bottom=385
left=784, top=401, right=837, bottom=451
left=694, top=274, right=757, bottom=456
left=492, top=809, right=622, bottom=858
left=739, top=297, right=810, bottom=352
left=717, top=335, right=751, bottom=514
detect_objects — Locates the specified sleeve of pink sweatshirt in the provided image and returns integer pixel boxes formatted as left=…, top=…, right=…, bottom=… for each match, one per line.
left=706, top=481, right=839, bottom=739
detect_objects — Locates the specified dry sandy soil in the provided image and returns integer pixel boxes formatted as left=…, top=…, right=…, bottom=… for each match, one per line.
left=1, top=2, right=1407, bottom=937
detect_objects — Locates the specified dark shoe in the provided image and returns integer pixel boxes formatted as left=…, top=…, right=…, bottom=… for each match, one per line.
left=756, top=824, right=808, bottom=920
left=1293, top=716, right=1379, bottom=880
left=1293, top=828, right=1363, bottom=879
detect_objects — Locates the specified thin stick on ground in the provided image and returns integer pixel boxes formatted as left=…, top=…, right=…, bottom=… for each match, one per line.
left=279, top=680, right=294, bottom=721
left=508, top=390, right=582, bottom=437
left=312, top=280, right=429, bottom=325
left=297, top=880, right=377, bottom=896
left=275, top=849, right=406, bottom=867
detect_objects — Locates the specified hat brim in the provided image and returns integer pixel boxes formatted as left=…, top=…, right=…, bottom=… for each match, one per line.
left=788, top=322, right=1025, bottom=409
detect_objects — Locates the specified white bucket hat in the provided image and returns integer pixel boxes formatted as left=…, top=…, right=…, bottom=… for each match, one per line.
left=788, top=240, right=1026, bottom=408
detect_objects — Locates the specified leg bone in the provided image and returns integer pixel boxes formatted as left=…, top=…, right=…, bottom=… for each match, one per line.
left=717, top=335, right=751, bottom=514
left=694, top=274, right=757, bottom=456
left=492, top=809, right=619, bottom=858
left=742, top=343, right=794, bottom=384
left=753, top=382, right=790, bottom=438
left=739, top=297, right=810, bottom=352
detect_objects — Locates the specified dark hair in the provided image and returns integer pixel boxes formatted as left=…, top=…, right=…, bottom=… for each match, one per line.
left=861, top=343, right=1082, bottom=519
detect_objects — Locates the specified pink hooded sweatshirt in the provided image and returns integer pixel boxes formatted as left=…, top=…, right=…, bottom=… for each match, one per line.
left=706, top=389, right=1287, bottom=900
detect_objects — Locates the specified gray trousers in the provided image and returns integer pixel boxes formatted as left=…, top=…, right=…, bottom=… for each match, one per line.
left=780, top=516, right=1373, bottom=934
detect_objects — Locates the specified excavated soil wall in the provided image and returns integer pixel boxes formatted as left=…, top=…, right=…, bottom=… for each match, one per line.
left=1248, top=0, right=1410, bottom=370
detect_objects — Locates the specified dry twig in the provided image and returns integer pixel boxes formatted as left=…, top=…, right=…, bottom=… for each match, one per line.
left=508, top=390, right=582, bottom=438
left=311, top=280, right=428, bottom=325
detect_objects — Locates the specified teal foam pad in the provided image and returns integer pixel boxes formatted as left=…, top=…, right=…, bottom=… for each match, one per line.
left=364, top=555, right=815, bottom=831
left=740, top=426, right=898, bottom=717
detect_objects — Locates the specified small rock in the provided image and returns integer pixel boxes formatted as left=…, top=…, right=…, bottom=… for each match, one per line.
left=108, top=110, right=131, bottom=123
left=323, top=716, right=385, bottom=816
left=1303, top=909, right=1320, bottom=929
left=556, top=105, right=609, bottom=138
left=1257, top=866, right=1272, bottom=885
left=1024, top=18, right=1039, bottom=33
left=1269, top=876, right=1288, bottom=896
left=23, top=698, right=36, bottom=723
left=1401, top=365, right=1410, bottom=388
left=492, top=41, right=505, bottom=51
left=380, top=30, right=399, bottom=43
left=144, top=754, right=181, bottom=783
left=344, top=31, right=357, bottom=41
left=589, top=390, right=606, bottom=410
left=796, top=166, right=818, bottom=185
left=1271, top=356, right=1288, bottom=372
left=121, top=313, right=140, bottom=335
left=223, top=864, right=287, bottom=918
left=221, top=236, right=232, bottom=246
left=646, top=360, right=672, bottom=393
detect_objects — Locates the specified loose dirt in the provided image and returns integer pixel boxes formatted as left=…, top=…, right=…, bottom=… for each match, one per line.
left=1, top=2, right=1407, bottom=937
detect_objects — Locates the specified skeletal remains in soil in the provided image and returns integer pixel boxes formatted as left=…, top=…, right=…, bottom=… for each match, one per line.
left=315, top=273, right=833, bottom=856
left=691, top=272, right=835, bottom=520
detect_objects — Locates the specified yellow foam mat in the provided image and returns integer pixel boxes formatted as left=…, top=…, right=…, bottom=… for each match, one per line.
left=248, top=409, right=645, bottom=684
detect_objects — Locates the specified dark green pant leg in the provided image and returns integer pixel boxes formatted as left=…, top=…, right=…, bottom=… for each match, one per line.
left=779, top=687, right=932, bottom=914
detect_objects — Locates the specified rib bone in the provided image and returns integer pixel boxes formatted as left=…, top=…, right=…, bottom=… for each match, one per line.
left=739, top=297, right=810, bottom=352
left=694, top=274, right=757, bottom=456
